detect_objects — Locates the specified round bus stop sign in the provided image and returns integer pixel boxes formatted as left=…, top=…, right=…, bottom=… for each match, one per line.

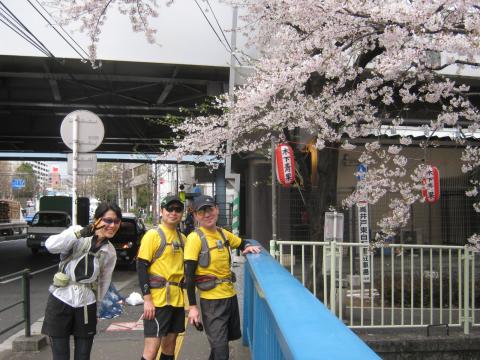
left=60, top=110, right=104, bottom=152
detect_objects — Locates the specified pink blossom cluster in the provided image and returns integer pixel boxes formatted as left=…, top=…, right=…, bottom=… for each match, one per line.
left=49, top=0, right=480, bottom=241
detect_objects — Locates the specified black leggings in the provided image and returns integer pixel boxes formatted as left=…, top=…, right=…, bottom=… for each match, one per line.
left=50, top=336, right=94, bottom=360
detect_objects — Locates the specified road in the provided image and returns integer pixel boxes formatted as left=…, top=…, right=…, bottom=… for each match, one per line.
left=0, top=238, right=137, bottom=344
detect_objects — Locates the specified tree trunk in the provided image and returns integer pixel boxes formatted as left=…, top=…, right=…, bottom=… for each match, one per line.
left=297, top=145, right=339, bottom=299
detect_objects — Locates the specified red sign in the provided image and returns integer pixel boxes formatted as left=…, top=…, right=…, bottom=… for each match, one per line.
left=422, top=165, right=440, bottom=203
left=275, top=143, right=295, bottom=187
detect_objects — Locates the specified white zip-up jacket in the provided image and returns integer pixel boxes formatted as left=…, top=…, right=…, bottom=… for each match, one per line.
left=45, top=225, right=117, bottom=308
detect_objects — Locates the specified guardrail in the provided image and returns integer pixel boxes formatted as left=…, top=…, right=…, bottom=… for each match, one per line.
left=0, top=269, right=31, bottom=337
left=243, top=242, right=379, bottom=359
left=275, top=241, right=480, bottom=334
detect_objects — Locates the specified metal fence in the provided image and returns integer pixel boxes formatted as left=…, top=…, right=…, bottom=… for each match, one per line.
left=0, top=269, right=32, bottom=337
left=275, top=241, right=480, bottom=334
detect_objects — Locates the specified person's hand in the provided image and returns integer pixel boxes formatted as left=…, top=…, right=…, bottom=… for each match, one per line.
left=242, top=245, right=261, bottom=255
left=188, top=305, right=201, bottom=326
left=77, top=219, right=103, bottom=238
left=143, top=297, right=156, bottom=320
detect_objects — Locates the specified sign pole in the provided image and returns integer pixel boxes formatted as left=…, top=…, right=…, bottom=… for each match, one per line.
left=270, top=137, right=277, bottom=257
left=72, top=115, right=78, bottom=226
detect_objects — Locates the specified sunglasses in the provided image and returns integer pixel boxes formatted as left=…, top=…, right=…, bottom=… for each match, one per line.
left=165, top=206, right=183, bottom=213
left=196, top=206, right=215, bottom=216
left=102, top=217, right=121, bottom=225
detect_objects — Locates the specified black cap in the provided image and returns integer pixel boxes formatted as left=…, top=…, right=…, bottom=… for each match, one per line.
left=161, top=195, right=184, bottom=209
left=192, top=195, right=216, bottom=211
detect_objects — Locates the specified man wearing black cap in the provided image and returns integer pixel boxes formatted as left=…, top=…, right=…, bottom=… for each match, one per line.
left=137, top=195, right=186, bottom=360
left=184, top=195, right=261, bottom=360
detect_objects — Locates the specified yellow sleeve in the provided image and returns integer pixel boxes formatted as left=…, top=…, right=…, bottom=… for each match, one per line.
left=223, top=229, right=242, bottom=249
left=184, top=232, right=202, bottom=261
left=137, top=229, right=160, bottom=263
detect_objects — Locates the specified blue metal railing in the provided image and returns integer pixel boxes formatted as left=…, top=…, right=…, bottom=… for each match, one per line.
left=243, top=243, right=380, bottom=360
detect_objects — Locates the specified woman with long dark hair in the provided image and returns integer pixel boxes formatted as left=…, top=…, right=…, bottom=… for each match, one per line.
left=41, top=202, right=122, bottom=360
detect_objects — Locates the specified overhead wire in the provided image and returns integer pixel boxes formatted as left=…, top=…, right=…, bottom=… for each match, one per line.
left=26, top=0, right=89, bottom=61
left=0, top=1, right=53, bottom=57
left=33, top=0, right=90, bottom=60
left=193, top=0, right=242, bottom=66
left=204, top=0, right=243, bottom=66
left=0, top=12, right=49, bottom=56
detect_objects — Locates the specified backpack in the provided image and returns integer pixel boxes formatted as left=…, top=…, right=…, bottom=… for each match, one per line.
left=51, top=236, right=106, bottom=325
left=195, top=227, right=230, bottom=268
left=194, top=227, right=236, bottom=291
left=52, top=237, right=104, bottom=289
left=150, top=227, right=184, bottom=265
left=147, top=227, right=185, bottom=305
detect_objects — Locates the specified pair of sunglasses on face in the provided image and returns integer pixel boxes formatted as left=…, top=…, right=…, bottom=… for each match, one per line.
left=165, top=205, right=184, bottom=213
left=102, top=218, right=121, bottom=225
left=195, top=206, right=215, bottom=216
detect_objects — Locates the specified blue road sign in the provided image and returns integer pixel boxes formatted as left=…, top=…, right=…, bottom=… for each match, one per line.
left=356, top=164, right=367, bottom=181
left=11, top=178, right=26, bottom=189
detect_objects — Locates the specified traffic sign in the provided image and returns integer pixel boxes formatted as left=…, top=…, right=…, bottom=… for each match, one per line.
left=11, top=178, right=25, bottom=189
left=356, top=164, right=367, bottom=181
left=67, top=153, right=97, bottom=176
left=60, top=110, right=104, bottom=152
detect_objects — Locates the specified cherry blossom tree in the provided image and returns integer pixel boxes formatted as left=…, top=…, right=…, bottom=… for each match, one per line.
left=171, top=0, right=480, bottom=242
left=46, top=0, right=480, bottom=243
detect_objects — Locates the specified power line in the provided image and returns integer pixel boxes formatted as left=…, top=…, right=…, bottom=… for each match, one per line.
left=33, top=0, right=90, bottom=59
left=0, top=1, right=53, bottom=57
left=26, top=0, right=89, bottom=61
left=193, top=0, right=242, bottom=66
left=204, top=0, right=242, bottom=66
left=205, top=0, right=231, bottom=51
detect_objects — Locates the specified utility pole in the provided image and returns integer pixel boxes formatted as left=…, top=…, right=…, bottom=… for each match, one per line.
left=225, top=5, right=241, bottom=237
left=152, top=163, right=158, bottom=225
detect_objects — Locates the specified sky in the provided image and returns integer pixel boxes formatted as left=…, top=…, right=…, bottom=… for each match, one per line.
left=0, top=0, right=252, bottom=67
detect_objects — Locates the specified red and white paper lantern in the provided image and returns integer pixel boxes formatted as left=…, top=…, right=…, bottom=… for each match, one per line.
left=275, top=143, right=295, bottom=187
left=422, top=165, right=440, bottom=203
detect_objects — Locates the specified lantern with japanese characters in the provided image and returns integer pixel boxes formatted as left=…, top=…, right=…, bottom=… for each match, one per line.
left=275, top=143, right=295, bottom=187
left=422, top=165, right=440, bottom=203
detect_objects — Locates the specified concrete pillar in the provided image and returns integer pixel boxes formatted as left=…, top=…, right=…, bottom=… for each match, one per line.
left=245, top=157, right=272, bottom=248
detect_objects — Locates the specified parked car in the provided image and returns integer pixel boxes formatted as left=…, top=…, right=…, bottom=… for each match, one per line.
left=110, top=213, right=146, bottom=268
left=27, top=211, right=72, bottom=254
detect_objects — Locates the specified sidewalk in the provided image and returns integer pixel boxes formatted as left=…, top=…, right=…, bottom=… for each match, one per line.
left=0, top=260, right=251, bottom=360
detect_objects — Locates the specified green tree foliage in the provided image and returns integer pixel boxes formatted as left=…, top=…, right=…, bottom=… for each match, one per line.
left=91, top=163, right=120, bottom=202
left=136, top=184, right=149, bottom=210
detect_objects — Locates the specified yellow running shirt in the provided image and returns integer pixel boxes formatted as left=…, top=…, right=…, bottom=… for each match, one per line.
left=184, top=227, right=241, bottom=300
left=137, top=224, right=186, bottom=307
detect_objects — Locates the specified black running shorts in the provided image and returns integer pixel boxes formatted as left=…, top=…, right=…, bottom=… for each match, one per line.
left=143, top=306, right=185, bottom=338
left=41, top=294, right=97, bottom=337
left=200, top=295, right=241, bottom=349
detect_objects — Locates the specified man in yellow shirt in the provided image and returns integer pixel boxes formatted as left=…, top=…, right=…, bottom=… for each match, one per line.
left=184, top=195, right=261, bottom=360
left=137, top=195, right=186, bottom=360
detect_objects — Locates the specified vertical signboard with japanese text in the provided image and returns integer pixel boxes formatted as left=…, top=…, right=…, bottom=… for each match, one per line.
left=357, top=201, right=370, bottom=283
